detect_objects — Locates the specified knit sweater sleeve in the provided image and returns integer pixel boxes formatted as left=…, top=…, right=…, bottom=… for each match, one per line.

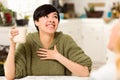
left=15, top=43, right=27, bottom=78
left=15, top=34, right=32, bottom=79
left=63, top=35, right=92, bottom=72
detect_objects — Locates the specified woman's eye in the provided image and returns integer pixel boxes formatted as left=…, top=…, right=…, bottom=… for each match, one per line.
left=44, top=15, right=58, bottom=19
left=54, top=15, right=58, bottom=19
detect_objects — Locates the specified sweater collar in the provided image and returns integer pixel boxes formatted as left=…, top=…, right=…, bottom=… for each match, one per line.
left=30, top=31, right=63, bottom=49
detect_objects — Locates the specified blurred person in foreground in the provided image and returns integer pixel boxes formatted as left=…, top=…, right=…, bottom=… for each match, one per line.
left=4, top=4, right=92, bottom=80
left=90, top=20, right=120, bottom=80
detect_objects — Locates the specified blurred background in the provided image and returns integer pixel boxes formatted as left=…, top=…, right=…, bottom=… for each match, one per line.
left=1, top=0, right=120, bottom=22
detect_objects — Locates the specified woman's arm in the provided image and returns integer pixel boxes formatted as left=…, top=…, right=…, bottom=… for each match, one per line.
left=55, top=53, right=89, bottom=77
left=37, top=45, right=90, bottom=77
left=4, top=27, right=18, bottom=80
left=4, top=41, right=16, bottom=80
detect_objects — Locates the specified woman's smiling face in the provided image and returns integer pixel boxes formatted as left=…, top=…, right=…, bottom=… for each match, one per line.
left=35, top=12, right=59, bottom=34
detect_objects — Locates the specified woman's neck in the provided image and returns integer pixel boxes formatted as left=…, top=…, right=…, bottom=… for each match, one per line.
left=39, top=32, right=54, bottom=49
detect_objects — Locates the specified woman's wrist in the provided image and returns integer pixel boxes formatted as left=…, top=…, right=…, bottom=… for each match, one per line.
left=55, top=53, right=64, bottom=62
left=10, top=39, right=16, bottom=47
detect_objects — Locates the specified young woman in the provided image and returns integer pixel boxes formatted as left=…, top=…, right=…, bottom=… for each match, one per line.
left=4, top=4, right=92, bottom=80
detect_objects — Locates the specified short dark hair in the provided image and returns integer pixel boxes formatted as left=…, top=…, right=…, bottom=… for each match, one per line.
left=33, top=4, right=60, bottom=31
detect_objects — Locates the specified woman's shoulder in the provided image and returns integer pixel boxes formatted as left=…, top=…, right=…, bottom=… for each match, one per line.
left=27, top=32, right=38, bottom=35
left=27, top=32, right=38, bottom=37
left=25, top=32, right=39, bottom=42
left=55, top=32, right=75, bottom=44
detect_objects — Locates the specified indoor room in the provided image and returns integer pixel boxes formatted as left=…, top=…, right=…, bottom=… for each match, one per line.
left=0, top=0, right=120, bottom=80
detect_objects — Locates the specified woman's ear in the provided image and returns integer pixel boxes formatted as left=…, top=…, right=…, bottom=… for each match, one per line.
left=34, top=21, right=39, bottom=26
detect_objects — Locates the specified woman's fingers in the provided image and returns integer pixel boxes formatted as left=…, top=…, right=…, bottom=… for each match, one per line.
left=36, top=46, right=59, bottom=60
left=11, top=30, right=19, bottom=36
left=38, top=48, right=47, bottom=52
left=9, top=27, right=19, bottom=39
left=36, top=48, right=47, bottom=57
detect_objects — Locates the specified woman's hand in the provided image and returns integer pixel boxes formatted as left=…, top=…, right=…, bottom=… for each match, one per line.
left=5, top=26, right=18, bottom=80
left=36, top=45, right=89, bottom=76
left=36, top=45, right=61, bottom=60
left=9, top=26, right=19, bottom=44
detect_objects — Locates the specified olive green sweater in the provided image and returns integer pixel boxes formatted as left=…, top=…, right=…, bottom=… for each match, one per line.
left=15, top=31, right=92, bottom=78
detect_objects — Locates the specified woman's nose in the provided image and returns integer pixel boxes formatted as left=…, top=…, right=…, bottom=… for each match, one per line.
left=48, top=17, right=54, bottom=22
